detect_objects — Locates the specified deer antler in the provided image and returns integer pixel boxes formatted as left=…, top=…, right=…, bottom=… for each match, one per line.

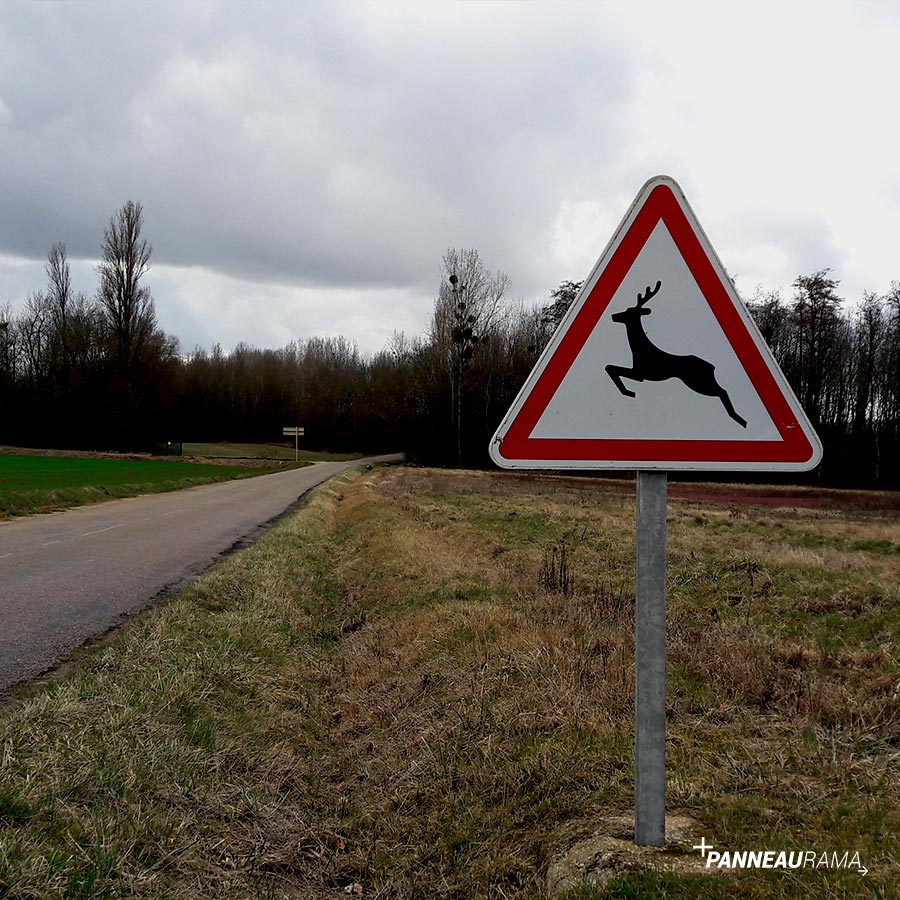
left=637, top=280, right=662, bottom=306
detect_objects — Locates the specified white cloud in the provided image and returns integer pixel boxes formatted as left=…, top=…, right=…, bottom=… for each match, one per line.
left=151, top=264, right=426, bottom=356
left=609, top=0, right=900, bottom=300
left=551, top=200, right=620, bottom=278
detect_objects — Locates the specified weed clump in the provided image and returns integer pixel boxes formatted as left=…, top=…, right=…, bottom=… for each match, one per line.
left=540, top=540, right=573, bottom=595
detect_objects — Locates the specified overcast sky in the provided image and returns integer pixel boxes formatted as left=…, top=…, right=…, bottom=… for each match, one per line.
left=1, top=0, right=898, bottom=355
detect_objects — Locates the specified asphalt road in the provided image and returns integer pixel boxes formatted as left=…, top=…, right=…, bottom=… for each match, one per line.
left=0, top=455, right=402, bottom=694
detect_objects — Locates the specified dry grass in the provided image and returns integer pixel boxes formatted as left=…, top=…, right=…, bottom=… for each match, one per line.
left=1, top=467, right=898, bottom=898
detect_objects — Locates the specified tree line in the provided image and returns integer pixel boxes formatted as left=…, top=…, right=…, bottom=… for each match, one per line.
left=1, top=205, right=899, bottom=487
left=745, top=273, right=900, bottom=487
left=0, top=202, right=178, bottom=451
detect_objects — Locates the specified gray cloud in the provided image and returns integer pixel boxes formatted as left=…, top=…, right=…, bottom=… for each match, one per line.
left=0, top=3, right=637, bottom=303
left=716, top=208, right=847, bottom=301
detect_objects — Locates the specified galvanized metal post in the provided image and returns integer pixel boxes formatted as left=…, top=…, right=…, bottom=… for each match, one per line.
left=635, top=470, right=667, bottom=846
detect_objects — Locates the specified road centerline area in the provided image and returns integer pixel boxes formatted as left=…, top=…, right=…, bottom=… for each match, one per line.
left=79, top=524, right=125, bottom=537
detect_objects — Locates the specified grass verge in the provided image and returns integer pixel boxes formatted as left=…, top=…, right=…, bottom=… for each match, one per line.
left=0, top=453, right=305, bottom=519
left=0, top=467, right=897, bottom=898
left=183, top=442, right=360, bottom=462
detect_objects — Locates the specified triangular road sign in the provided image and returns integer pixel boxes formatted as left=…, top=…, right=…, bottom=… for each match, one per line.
left=490, top=176, right=822, bottom=471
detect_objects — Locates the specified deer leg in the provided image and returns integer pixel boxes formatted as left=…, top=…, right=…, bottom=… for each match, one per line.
left=678, top=359, right=748, bottom=428
left=713, top=386, right=747, bottom=428
left=605, top=364, right=642, bottom=397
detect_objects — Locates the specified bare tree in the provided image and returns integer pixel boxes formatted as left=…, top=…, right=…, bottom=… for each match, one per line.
left=46, top=243, right=72, bottom=321
left=790, top=269, right=844, bottom=428
left=541, top=279, right=583, bottom=330
left=747, top=288, right=790, bottom=355
left=44, top=242, right=77, bottom=388
left=430, top=248, right=510, bottom=464
left=0, top=303, right=14, bottom=384
left=97, top=201, right=156, bottom=368
left=851, top=293, right=885, bottom=431
left=17, top=291, right=53, bottom=390
left=880, top=282, right=900, bottom=441
left=94, top=201, right=184, bottom=448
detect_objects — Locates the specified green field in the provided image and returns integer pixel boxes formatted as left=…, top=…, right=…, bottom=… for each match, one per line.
left=0, top=454, right=295, bottom=519
left=183, top=442, right=359, bottom=462
left=0, top=466, right=897, bottom=897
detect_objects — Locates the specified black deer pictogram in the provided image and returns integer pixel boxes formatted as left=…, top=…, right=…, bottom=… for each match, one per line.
left=605, top=280, right=747, bottom=428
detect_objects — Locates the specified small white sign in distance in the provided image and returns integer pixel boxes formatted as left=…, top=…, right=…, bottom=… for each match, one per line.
left=489, top=175, right=822, bottom=472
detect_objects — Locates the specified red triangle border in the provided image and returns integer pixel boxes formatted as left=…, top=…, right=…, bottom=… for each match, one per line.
left=498, top=183, right=817, bottom=466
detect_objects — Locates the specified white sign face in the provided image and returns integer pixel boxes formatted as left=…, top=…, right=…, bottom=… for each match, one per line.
left=490, top=176, right=822, bottom=471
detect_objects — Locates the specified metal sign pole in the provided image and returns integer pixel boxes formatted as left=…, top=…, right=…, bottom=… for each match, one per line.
left=635, top=470, right=667, bottom=846
left=295, top=428, right=298, bottom=462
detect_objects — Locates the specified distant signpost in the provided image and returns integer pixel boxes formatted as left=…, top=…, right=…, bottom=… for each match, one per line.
left=490, top=175, right=821, bottom=847
left=282, top=426, right=305, bottom=461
